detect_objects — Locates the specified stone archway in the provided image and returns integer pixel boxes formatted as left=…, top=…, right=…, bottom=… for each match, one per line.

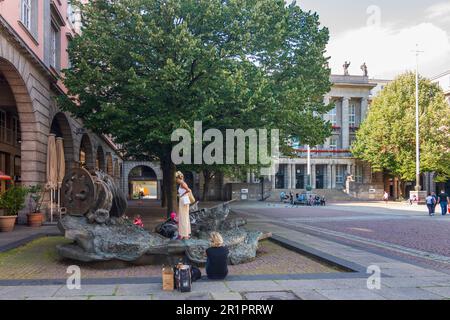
left=50, top=112, right=75, bottom=169
left=128, top=165, right=158, bottom=200
left=121, top=161, right=162, bottom=199
left=79, top=133, right=94, bottom=170
left=96, top=145, right=105, bottom=171
left=0, top=58, right=43, bottom=187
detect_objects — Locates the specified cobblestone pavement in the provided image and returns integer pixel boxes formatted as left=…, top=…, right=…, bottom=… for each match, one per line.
left=0, top=236, right=336, bottom=280
left=3, top=201, right=450, bottom=300
left=232, top=201, right=450, bottom=274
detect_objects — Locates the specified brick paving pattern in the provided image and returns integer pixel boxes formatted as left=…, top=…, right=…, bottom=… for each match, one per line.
left=0, top=236, right=336, bottom=280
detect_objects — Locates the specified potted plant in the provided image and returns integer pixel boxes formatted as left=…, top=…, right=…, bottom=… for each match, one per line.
left=0, top=186, right=28, bottom=232
left=27, top=185, right=44, bottom=227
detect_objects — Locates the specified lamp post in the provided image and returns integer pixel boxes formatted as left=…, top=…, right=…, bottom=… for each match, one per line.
left=413, top=45, right=424, bottom=191
left=306, top=145, right=312, bottom=191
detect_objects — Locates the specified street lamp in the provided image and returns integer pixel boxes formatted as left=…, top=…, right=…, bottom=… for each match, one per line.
left=413, top=44, right=424, bottom=191
left=306, top=145, right=312, bottom=191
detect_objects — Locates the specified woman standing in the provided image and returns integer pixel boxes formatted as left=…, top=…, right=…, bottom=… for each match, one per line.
left=176, top=171, right=192, bottom=240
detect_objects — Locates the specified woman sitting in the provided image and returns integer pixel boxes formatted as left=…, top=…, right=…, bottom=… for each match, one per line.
left=206, top=232, right=229, bottom=280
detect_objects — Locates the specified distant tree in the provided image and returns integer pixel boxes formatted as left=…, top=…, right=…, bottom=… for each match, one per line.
left=60, top=0, right=331, bottom=215
left=352, top=72, right=450, bottom=196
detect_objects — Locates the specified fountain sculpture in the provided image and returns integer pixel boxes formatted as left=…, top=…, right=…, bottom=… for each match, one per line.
left=57, top=168, right=267, bottom=265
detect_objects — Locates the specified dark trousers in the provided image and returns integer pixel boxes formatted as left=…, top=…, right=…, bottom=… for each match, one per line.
left=440, top=202, right=448, bottom=216
left=427, top=204, right=434, bottom=215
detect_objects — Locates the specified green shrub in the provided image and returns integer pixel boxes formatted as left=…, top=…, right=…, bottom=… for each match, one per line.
left=0, top=186, right=29, bottom=216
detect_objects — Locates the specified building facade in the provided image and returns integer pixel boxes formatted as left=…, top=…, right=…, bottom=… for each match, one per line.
left=257, top=74, right=386, bottom=200
left=432, top=70, right=450, bottom=105
left=431, top=70, right=450, bottom=194
left=0, top=0, right=123, bottom=222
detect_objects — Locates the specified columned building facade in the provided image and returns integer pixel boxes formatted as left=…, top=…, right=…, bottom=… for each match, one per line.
left=264, top=74, right=386, bottom=200
left=0, top=1, right=122, bottom=222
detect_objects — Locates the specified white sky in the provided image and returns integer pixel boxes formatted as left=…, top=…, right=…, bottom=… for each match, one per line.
left=296, top=0, right=450, bottom=79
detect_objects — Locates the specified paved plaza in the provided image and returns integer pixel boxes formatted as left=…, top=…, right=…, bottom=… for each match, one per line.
left=1, top=200, right=450, bottom=300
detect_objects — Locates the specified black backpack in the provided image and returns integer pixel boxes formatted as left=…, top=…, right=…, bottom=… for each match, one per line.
left=174, top=265, right=192, bottom=292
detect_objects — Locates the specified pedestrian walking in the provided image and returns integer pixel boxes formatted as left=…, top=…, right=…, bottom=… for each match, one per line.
left=425, top=193, right=435, bottom=216
left=437, top=190, right=449, bottom=216
left=383, top=191, right=389, bottom=204
left=431, top=192, right=438, bottom=214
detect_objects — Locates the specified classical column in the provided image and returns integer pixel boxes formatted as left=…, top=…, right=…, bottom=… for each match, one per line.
left=291, top=164, right=297, bottom=189
left=311, top=164, right=316, bottom=189
left=331, top=164, right=336, bottom=189
left=327, top=164, right=332, bottom=189
left=342, top=97, right=350, bottom=149
left=361, top=97, right=369, bottom=123
left=246, top=171, right=251, bottom=183
left=285, top=164, right=291, bottom=189
left=250, top=171, right=255, bottom=183
left=271, top=174, right=276, bottom=189
left=323, top=96, right=331, bottom=149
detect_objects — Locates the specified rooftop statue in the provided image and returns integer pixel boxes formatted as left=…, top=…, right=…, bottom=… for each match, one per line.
left=361, top=62, right=368, bottom=77
left=343, top=61, right=351, bottom=75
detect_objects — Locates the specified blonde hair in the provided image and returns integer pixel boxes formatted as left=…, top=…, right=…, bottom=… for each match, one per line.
left=175, top=171, right=184, bottom=180
left=210, top=232, right=224, bottom=247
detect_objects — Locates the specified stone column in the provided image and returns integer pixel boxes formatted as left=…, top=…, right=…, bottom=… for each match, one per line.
left=361, top=97, right=368, bottom=123
left=430, top=172, right=436, bottom=193
left=246, top=171, right=251, bottom=183
left=291, top=164, right=297, bottom=189
left=311, top=164, right=316, bottom=189
left=285, top=164, right=291, bottom=190
left=342, top=97, right=350, bottom=149
left=331, top=164, right=336, bottom=189
left=323, top=96, right=331, bottom=149
left=327, top=164, right=332, bottom=189
left=271, top=174, right=276, bottom=189
left=346, top=164, right=351, bottom=177
left=250, top=172, right=255, bottom=184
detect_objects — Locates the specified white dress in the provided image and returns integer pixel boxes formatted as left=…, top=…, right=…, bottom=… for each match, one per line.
left=178, top=185, right=191, bottom=237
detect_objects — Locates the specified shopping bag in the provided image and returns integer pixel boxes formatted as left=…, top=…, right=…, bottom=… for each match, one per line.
left=162, top=266, right=174, bottom=291
left=188, top=192, right=196, bottom=205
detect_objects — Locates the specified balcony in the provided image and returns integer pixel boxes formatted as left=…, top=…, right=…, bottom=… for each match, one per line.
left=294, top=148, right=353, bottom=158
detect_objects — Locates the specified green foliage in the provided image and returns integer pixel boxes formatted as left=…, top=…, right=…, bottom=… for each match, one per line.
left=0, top=186, right=29, bottom=216
left=352, top=72, right=450, bottom=182
left=60, top=0, right=331, bottom=161
left=27, top=185, right=43, bottom=213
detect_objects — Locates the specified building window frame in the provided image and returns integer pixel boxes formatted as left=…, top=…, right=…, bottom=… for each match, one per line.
left=0, top=110, right=6, bottom=143
left=21, top=0, right=32, bottom=30
left=349, top=103, right=356, bottom=127
left=329, top=104, right=337, bottom=126
left=355, top=165, right=363, bottom=183
left=329, top=137, right=338, bottom=150
left=336, top=165, right=344, bottom=184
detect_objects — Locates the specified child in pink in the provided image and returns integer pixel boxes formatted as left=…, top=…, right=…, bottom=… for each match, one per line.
left=133, top=215, right=144, bottom=227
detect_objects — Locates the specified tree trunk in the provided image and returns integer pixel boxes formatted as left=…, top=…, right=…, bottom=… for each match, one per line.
left=161, top=153, right=177, bottom=218
left=202, top=170, right=211, bottom=202
left=399, top=179, right=406, bottom=199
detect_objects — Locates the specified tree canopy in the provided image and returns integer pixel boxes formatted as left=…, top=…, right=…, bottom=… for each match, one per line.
left=352, top=72, right=450, bottom=183
left=60, top=0, right=332, bottom=213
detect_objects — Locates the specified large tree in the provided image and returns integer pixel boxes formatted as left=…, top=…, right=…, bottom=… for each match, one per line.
left=352, top=72, right=450, bottom=195
left=60, top=0, right=332, bottom=215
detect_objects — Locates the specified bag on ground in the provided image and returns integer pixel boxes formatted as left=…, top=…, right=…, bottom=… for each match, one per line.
left=162, top=266, right=174, bottom=291
left=174, top=264, right=192, bottom=292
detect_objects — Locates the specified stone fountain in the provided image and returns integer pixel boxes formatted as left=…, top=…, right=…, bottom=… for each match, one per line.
left=57, top=168, right=268, bottom=265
